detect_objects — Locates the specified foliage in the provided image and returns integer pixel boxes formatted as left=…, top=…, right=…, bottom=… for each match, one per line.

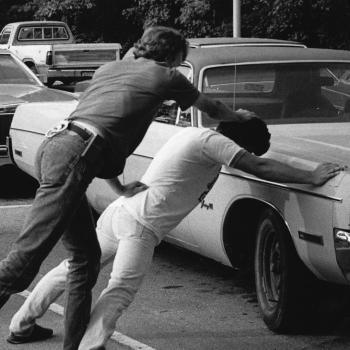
left=0, top=0, right=350, bottom=50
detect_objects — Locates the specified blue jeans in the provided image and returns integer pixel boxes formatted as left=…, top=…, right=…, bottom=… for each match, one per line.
left=0, top=129, right=105, bottom=350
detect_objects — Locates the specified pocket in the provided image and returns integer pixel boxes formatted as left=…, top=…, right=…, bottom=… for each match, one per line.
left=40, top=137, right=85, bottom=184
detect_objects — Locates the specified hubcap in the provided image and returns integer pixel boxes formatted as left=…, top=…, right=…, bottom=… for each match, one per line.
left=261, top=225, right=282, bottom=309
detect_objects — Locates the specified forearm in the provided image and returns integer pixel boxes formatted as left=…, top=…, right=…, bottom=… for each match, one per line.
left=107, top=177, right=148, bottom=197
left=106, top=177, right=125, bottom=195
left=193, top=94, right=252, bottom=122
left=235, top=152, right=341, bottom=186
left=256, top=160, right=313, bottom=184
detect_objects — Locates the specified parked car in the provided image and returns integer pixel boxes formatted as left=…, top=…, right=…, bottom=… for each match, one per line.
left=8, top=37, right=350, bottom=332
left=0, top=21, right=121, bottom=86
left=0, top=48, right=77, bottom=168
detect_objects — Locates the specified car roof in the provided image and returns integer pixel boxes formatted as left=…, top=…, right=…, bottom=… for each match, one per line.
left=4, top=21, right=67, bottom=28
left=188, top=37, right=305, bottom=48
left=186, top=45, right=350, bottom=68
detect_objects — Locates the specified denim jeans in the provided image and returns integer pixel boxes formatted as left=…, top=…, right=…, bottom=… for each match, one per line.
left=9, top=202, right=158, bottom=350
left=0, top=130, right=104, bottom=350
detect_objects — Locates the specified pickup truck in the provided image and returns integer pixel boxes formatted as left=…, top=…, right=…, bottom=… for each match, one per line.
left=0, top=21, right=121, bottom=86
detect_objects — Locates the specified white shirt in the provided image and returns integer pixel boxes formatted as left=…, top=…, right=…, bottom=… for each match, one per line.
left=120, top=127, right=245, bottom=242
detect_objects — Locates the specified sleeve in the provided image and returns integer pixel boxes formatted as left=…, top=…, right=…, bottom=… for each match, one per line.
left=162, top=70, right=200, bottom=111
left=201, top=129, right=247, bottom=167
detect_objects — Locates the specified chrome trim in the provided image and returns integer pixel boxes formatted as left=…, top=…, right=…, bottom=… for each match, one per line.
left=130, top=151, right=342, bottom=202
left=190, top=43, right=306, bottom=49
left=224, top=171, right=342, bottom=202
left=178, top=61, right=196, bottom=127
left=335, top=230, right=350, bottom=244
left=10, top=127, right=45, bottom=137
left=220, top=195, right=293, bottom=266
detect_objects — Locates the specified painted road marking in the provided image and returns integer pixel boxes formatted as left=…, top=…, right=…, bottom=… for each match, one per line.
left=0, top=204, right=31, bottom=209
left=17, top=290, right=156, bottom=350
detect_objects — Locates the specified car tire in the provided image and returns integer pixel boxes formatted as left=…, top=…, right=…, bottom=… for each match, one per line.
left=254, top=208, right=312, bottom=332
left=255, top=209, right=350, bottom=333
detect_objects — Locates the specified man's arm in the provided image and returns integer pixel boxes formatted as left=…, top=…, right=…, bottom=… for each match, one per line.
left=193, top=93, right=256, bottom=122
left=234, top=152, right=342, bottom=185
left=106, top=177, right=148, bottom=197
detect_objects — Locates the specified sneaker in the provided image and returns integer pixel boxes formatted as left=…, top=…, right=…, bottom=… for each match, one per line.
left=7, top=324, right=53, bottom=344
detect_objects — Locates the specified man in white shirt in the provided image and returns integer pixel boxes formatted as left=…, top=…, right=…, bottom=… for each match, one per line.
left=7, top=119, right=341, bottom=349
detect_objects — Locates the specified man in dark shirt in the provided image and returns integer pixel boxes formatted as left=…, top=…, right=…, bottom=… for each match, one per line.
left=0, top=26, right=255, bottom=350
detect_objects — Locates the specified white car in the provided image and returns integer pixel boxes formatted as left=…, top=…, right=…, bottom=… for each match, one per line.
left=0, top=48, right=77, bottom=168
left=8, top=37, right=350, bottom=332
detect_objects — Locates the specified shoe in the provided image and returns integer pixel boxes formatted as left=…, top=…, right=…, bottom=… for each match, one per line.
left=7, top=324, right=53, bottom=344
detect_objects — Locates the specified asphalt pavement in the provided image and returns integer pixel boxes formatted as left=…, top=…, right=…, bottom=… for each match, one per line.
left=2, top=167, right=350, bottom=349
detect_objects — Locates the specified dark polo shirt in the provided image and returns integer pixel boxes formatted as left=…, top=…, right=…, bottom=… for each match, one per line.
left=69, top=57, right=199, bottom=178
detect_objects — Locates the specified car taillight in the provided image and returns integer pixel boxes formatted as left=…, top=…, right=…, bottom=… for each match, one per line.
left=46, top=51, right=52, bottom=65
left=334, top=228, right=350, bottom=278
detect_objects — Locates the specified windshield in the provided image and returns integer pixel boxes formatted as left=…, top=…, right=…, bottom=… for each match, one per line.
left=201, top=62, right=350, bottom=127
left=0, top=54, right=39, bottom=85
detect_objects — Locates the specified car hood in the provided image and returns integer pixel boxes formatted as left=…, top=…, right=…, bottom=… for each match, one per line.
left=0, top=84, right=76, bottom=105
left=223, top=122, right=350, bottom=198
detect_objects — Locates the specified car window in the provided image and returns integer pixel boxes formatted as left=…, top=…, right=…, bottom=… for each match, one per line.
left=154, top=64, right=193, bottom=127
left=18, top=26, right=69, bottom=41
left=201, top=62, right=350, bottom=127
left=0, top=54, right=40, bottom=84
left=0, top=26, right=12, bottom=44
left=53, top=27, right=68, bottom=39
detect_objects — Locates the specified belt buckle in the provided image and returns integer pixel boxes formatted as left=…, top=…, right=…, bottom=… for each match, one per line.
left=45, top=120, right=69, bottom=138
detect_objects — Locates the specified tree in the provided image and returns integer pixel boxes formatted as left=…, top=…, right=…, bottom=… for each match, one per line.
left=242, top=0, right=350, bottom=49
left=1, top=0, right=350, bottom=51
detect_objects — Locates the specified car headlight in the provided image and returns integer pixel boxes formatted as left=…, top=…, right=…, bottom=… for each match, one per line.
left=334, top=228, right=350, bottom=248
left=334, top=228, right=350, bottom=279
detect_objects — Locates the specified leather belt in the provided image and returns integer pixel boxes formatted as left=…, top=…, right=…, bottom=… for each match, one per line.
left=68, top=122, right=93, bottom=141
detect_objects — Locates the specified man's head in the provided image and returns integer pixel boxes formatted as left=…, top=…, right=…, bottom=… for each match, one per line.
left=217, top=117, right=271, bottom=156
left=133, top=26, right=188, bottom=67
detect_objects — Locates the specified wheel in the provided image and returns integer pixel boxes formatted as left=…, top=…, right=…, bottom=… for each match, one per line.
left=254, top=209, right=313, bottom=332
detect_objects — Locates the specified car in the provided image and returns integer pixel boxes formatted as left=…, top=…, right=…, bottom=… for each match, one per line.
left=0, top=48, right=77, bottom=168
left=8, top=37, right=350, bottom=332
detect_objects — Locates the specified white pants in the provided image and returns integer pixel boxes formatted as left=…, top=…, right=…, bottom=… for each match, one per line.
left=10, top=202, right=158, bottom=350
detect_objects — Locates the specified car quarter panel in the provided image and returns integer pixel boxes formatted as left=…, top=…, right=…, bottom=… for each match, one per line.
left=9, top=101, right=78, bottom=175
left=181, top=163, right=347, bottom=284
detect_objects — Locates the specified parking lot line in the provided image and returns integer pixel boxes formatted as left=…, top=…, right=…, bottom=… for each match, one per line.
left=0, top=204, right=31, bottom=209
left=17, top=290, right=157, bottom=350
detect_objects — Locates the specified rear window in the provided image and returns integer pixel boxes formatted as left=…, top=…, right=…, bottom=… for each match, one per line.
left=18, top=26, right=69, bottom=41
left=201, top=62, right=350, bottom=127
left=0, top=54, right=39, bottom=84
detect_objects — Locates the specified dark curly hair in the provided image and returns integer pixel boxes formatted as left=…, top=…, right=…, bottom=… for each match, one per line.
left=217, top=117, right=271, bottom=156
left=133, top=26, right=188, bottom=64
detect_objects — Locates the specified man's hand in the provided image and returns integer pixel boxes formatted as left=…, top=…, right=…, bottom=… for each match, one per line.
left=234, top=108, right=258, bottom=122
left=311, top=163, right=345, bottom=186
left=121, top=181, right=148, bottom=197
